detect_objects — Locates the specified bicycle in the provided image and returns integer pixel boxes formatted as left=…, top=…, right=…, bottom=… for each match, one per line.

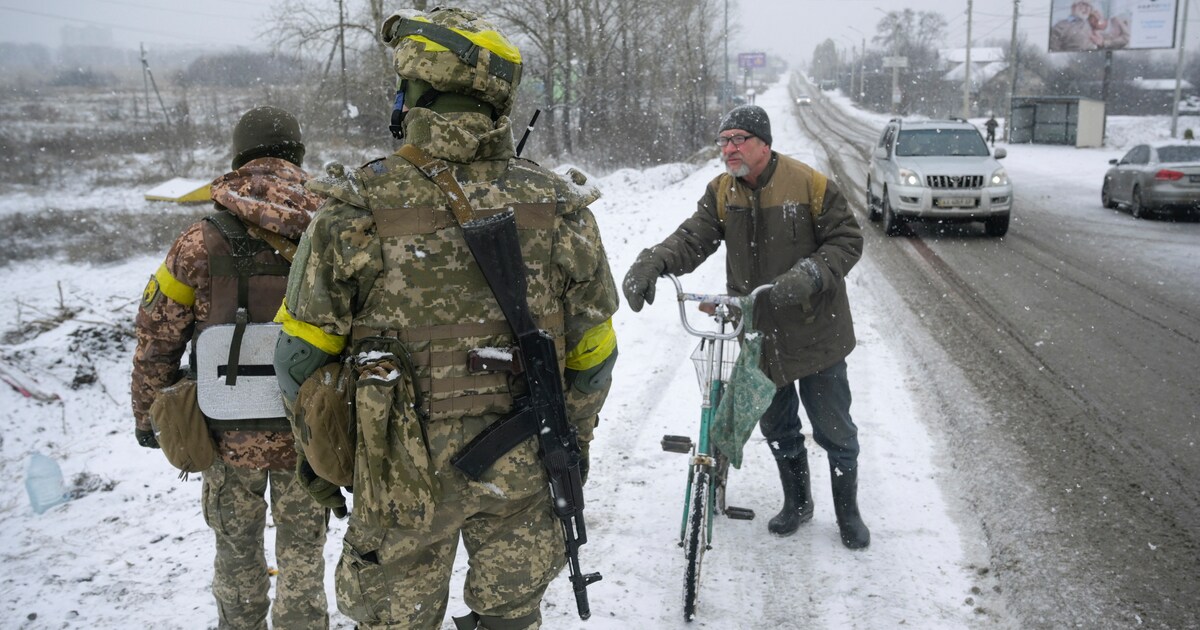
left=658, top=274, right=774, bottom=621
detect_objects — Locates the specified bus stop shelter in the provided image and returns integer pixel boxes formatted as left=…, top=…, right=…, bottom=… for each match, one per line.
left=1010, top=96, right=1105, bottom=147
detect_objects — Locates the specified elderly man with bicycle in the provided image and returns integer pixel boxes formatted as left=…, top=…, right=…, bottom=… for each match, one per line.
left=623, top=104, right=869, bottom=549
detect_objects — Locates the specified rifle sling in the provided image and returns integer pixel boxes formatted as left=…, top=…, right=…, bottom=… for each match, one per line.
left=451, top=403, right=539, bottom=480
left=396, top=144, right=476, bottom=224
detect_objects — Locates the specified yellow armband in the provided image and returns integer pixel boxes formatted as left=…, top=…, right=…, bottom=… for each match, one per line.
left=565, top=319, right=617, bottom=370
left=273, top=301, right=347, bottom=356
left=153, top=263, right=196, bottom=307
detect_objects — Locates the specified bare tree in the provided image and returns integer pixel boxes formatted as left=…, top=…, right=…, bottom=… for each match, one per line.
left=266, top=0, right=728, bottom=169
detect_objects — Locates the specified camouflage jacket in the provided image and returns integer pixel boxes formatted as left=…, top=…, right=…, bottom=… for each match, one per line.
left=647, top=152, right=862, bottom=385
left=286, top=108, right=618, bottom=498
left=132, top=157, right=322, bottom=470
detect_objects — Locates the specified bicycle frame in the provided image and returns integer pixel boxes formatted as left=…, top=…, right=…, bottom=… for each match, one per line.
left=660, top=274, right=772, bottom=621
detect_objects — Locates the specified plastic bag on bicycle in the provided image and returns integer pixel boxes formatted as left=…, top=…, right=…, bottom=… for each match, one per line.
left=708, top=295, right=776, bottom=469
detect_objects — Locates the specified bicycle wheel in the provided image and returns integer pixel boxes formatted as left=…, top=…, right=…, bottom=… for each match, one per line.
left=683, top=467, right=712, bottom=621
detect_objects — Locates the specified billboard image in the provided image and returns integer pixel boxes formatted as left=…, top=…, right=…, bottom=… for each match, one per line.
left=1048, top=0, right=1179, bottom=52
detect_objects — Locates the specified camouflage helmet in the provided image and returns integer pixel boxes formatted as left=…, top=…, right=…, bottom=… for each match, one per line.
left=231, top=106, right=305, bottom=170
left=380, top=7, right=522, bottom=118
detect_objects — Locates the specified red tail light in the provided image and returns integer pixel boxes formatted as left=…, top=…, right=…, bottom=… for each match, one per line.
left=1154, top=169, right=1185, bottom=180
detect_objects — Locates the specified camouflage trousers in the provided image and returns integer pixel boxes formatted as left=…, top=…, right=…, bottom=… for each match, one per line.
left=202, top=459, right=330, bottom=630
left=335, top=486, right=564, bottom=630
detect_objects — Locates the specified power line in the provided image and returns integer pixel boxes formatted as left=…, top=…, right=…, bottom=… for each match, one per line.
left=78, top=0, right=251, bottom=22
left=0, top=4, right=268, bottom=47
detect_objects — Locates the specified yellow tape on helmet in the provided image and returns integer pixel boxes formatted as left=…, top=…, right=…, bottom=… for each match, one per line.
left=405, top=16, right=521, bottom=63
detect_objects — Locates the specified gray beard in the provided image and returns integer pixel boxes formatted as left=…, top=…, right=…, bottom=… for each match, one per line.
left=725, top=162, right=749, bottom=178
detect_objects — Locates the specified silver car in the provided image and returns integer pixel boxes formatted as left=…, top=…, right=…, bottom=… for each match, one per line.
left=867, top=118, right=1013, bottom=236
left=1102, top=142, right=1200, bottom=219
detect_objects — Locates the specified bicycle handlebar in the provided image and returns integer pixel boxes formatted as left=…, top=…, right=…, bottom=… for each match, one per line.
left=666, top=274, right=774, bottom=341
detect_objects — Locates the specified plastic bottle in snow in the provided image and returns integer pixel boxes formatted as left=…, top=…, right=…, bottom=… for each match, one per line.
left=25, top=451, right=69, bottom=514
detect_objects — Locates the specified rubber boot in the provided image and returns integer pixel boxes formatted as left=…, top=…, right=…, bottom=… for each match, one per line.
left=830, top=464, right=870, bottom=549
left=767, top=455, right=814, bottom=536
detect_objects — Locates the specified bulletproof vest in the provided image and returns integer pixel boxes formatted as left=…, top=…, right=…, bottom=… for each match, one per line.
left=349, top=155, right=567, bottom=421
left=192, top=209, right=292, bottom=431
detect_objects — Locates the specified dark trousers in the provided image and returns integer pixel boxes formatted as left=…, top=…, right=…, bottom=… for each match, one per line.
left=758, top=360, right=859, bottom=472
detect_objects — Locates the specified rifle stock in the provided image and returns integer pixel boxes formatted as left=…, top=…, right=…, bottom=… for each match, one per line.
left=453, top=210, right=602, bottom=619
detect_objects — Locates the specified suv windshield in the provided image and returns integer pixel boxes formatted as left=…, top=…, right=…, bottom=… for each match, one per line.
left=1157, top=145, right=1200, bottom=163
left=895, top=129, right=990, bottom=157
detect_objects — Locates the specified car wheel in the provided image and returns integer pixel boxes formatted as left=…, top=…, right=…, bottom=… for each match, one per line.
left=881, top=190, right=904, bottom=236
left=984, top=214, right=1010, bottom=237
left=866, top=177, right=881, bottom=221
left=1131, top=187, right=1147, bottom=219
left=1101, top=181, right=1117, bottom=209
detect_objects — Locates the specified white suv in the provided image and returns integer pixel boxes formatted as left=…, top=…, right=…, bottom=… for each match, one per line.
left=866, top=118, right=1013, bottom=236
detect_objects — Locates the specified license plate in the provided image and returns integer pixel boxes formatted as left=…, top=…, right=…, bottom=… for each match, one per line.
left=936, top=197, right=974, bottom=208
left=1189, top=175, right=1200, bottom=183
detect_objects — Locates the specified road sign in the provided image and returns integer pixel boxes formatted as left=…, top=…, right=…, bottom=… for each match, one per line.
left=883, top=56, right=908, bottom=68
left=738, top=52, right=766, bottom=69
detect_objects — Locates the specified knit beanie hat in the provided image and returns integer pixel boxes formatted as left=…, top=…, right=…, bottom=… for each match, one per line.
left=718, top=105, right=772, bottom=146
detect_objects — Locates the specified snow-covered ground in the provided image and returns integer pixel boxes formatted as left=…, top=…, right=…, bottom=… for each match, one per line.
left=1, top=76, right=1186, bottom=628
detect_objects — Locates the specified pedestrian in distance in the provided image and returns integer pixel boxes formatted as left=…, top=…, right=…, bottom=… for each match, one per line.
left=131, top=105, right=331, bottom=629
left=622, top=104, right=871, bottom=549
left=272, top=7, right=619, bottom=629
left=985, top=115, right=999, bottom=147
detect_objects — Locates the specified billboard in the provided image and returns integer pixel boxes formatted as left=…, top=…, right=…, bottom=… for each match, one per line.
left=738, top=52, right=766, bottom=69
left=1048, top=0, right=1179, bottom=52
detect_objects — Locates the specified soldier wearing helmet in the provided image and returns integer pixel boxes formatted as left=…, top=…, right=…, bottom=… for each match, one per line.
left=131, top=105, right=330, bottom=628
left=273, top=7, right=618, bottom=630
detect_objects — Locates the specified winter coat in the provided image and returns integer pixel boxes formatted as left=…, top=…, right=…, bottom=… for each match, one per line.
left=284, top=107, right=618, bottom=526
left=644, top=152, right=862, bottom=386
left=131, top=157, right=323, bottom=470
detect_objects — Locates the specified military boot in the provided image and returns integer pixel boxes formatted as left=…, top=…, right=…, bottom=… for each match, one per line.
left=830, top=463, right=870, bottom=549
left=767, top=454, right=814, bottom=536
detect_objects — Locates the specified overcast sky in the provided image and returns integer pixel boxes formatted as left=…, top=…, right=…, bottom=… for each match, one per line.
left=2, top=0, right=1197, bottom=62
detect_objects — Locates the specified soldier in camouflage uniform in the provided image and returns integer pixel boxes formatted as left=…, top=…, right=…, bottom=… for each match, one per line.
left=131, top=106, right=330, bottom=630
left=272, top=8, right=619, bottom=630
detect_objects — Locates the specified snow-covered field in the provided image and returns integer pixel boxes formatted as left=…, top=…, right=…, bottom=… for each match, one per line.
left=1, top=75, right=1186, bottom=628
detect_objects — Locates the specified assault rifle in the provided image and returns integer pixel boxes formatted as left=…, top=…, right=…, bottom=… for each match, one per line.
left=451, top=210, right=602, bottom=619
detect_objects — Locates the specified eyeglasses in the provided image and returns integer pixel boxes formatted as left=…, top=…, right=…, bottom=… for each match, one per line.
left=715, top=134, right=754, bottom=148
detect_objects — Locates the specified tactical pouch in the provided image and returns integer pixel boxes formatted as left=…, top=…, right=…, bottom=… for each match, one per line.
left=293, top=359, right=355, bottom=487
left=149, top=377, right=216, bottom=473
left=352, top=348, right=435, bottom=529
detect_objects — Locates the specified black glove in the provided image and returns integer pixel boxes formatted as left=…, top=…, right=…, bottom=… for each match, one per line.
left=296, top=453, right=348, bottom=518
left=136, top=428, right=160, bottom=449
left=770, top=257, right=823, bottom=309
left=622, top=249, right=666, bottom=312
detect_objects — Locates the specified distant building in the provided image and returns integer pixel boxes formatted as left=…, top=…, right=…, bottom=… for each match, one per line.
left=938, top=47, right=1008, bottom=92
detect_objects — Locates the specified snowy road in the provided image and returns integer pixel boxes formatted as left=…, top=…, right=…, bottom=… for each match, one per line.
left=792, top=75, right=1200, bottom=629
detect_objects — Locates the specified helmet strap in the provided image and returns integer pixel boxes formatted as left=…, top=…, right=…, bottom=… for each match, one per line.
left=389, top=79, right=408, bottom=140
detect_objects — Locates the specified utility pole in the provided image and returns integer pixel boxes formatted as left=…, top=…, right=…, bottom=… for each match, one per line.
left=139, top=43, right=172, bottom=128
left=141, top=43, right=150, bottom=123
left=1171, top=0, right=1192, bottom=138
left=338, top=0, right=348, bottom=134
left=1006, top=0, right=1021, bottom=141
left=963, top=0, right=973, bottom=120
left=860, top=36, right=866, bottom=101
left=723, top=0, right=729, bottom=105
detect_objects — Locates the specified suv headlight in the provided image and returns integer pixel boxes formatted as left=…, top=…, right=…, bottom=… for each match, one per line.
left=990, top=168, right=1009, bottom=186
left=898, top=168, right=922, bottom=187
